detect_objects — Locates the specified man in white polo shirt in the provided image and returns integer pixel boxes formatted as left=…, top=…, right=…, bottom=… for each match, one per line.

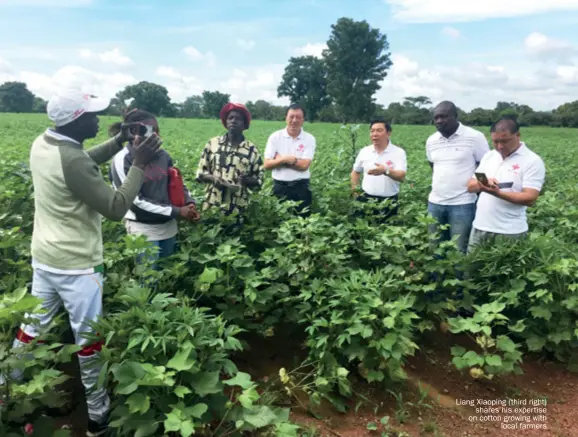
left=426, top=101, right=490, bottom=253
left=466, top=118, right=545, bottom=252
left=264, top=103, right=316, bottom=216
left=351, top=117, right=406, bottom=223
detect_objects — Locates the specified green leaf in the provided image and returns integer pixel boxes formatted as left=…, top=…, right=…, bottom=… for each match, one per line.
left=164, top=411, right=182, bottom=432
left=381, top=333, right=397, bottom=351
left=463, top=351, right=484, bottom=367
left=485, top=355, right=503, bottom=367
left=383, top=317, right=395, bottom=328
left=127, top=393, right=150, bottom=415
left=190, top=371, right=222, bottom=397
left=275, top=422, right=300, bottom=437
left=166, top=343, right=196, bottom=371
left=198, top=266, right=221, bottom=284
left=529, top=306, right=552, bottom=320
left=242, top=405, right=279, bottom=428
left=238, top=386, right=260, bottom=409
left=451, top=346, right=466, bottom=357
left=496, top=336, right=517, bottom=353
left=134, top=421, right=159, bottom=437
left=367, top=422, right=378, bottom=431
left=175, top=386, right=192, bottom=398
left=112, top=361, right=146, bottom=384
left=223, top=372, right=254, bottom=389
left=187, top=403, right=208, bottom=419
left=526, top=336, right=546, bottom=351
left=180, top=420, right=195, bottom=437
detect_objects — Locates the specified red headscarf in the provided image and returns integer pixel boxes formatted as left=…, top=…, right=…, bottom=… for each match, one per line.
left=220, top=103, right=251, bottom=130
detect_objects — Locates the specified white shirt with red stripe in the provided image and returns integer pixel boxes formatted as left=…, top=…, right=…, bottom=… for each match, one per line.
left=472, top=142, right=546, bottom=234
left=264, top=128, right=316, bottom=182
left=353, top=142, right=407, bottom=197
left=426, top=123, right=490, bottom=205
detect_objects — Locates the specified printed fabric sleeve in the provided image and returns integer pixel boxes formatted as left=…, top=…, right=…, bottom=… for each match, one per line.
left=196, top=141, right=212, bottom=181
left=85, top=137, right=122, bottom=165
left=111, top=150, right=179, bottom=218
left=303, top=135, right=316, bottom=160
left=62, top=151, right=144, bottom=222
left=263, top=133, right=277, bottom=160
left=250, top=146, right=265, bottom=189
left=522, top=157, right=546, bottom=191
left=473, top=132, right=491, bottom=162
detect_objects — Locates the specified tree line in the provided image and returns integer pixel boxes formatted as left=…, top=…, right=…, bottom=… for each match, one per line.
left=1, top=17, right=577, bottom=127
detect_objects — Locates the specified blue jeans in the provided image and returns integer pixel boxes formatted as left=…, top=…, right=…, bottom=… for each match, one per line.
left=427, top=202, right=476, bottom=254
left=136, top=237, right=177, bottom=271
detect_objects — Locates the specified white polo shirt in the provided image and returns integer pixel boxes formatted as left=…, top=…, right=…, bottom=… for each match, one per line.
left=264, top=128, right=316, bottom=182
left=353, top=143, right=407, bottom=197
left=472, top=143, right=545, bottom=235
left=426, top=123, right=490, bottom=205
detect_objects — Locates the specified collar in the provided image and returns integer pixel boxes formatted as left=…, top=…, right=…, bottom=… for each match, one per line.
left=502, top=142, right=527, bottom=159
left=219, top=133, right=246, bottom=145
left=371, top=141, right=394, bottom=154
left=45, top=128, right=81, bottom=145
left=283, top=128, right=302, bottom=139
left=435, top=122, right=464, bottom=140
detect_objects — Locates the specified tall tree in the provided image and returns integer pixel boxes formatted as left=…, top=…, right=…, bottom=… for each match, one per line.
left=116, top=81, right=172, bottom=116
left=202, top=90, right=230, bottom=119
left=0, top=81, right=35, bottom=113
left=277, top=55, right=330, bottom=121
left=181, top=95, right=204, bottom=118
left=322, top=17, right=392, bottom=122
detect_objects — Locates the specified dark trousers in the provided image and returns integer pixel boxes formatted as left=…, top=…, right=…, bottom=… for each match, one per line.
left=355, top=192, right=399, bottom=223
left=273, top=179, right=312, bottom=217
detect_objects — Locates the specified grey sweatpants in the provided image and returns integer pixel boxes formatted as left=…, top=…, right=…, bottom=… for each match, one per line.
left=467, top=227, right=527, bottom=253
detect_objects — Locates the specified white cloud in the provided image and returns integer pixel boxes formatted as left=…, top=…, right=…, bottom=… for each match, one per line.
left=377, top=53, right=578, bottom=111
left=79, top=47, right=134, bottom=66
left=441, top=27, right=461, bottom=39
left=183, top=46, right=216, bottom=67
left=0, top=56, right=13, bottom=73
left=237, top=39, right=255, bottom=51
left=292, top=43, right=327, bottom=58
left=155, top=65, right=203, bottom=102
left=219, top=65, right=288, bottom=104
left=524, top=32, right=577, bottom=62
left=386, top=0, right=578, bottom=23
left=0, top=65, right=137, bottom=101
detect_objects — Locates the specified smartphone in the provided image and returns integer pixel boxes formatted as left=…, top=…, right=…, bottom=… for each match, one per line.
left=497, top=182, right=514, bottom=189
left=475, top=172, right=488, bottom=185
left=137, top=123, right=154, bottom=138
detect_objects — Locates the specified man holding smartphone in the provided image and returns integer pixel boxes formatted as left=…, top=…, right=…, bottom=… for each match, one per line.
left=426, top=101, right=490, bottom=253
left=466, top=117, right=546, bottom=252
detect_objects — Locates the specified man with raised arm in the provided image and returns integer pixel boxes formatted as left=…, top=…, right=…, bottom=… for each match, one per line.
left=1, top=89, right=162, bottom=436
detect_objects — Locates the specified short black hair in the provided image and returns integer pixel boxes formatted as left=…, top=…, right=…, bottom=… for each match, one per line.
left=435, top=101, right=458, bottom=118
left=286, top=103, right=306, bottom=118
left=490, top=117, right=520, bottom=134
left=369, top=116, right=392, bottom=132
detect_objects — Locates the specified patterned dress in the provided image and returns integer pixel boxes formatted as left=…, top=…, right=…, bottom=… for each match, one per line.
left=196, top=134, right=264, bottom=215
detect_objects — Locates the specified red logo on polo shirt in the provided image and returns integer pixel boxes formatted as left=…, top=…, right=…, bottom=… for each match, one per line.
left=386, top=160, right=394, bottom=167
left=297, top=144, right=305, bottom=152
left=512, top=164, right=520, bottom=170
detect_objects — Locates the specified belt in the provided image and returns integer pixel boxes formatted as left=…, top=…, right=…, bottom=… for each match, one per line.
left=274, top=179, right=309, bottom=187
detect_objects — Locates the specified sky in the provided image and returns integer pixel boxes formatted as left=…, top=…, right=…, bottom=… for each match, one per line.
left=1, top=0, right=578, bottom=111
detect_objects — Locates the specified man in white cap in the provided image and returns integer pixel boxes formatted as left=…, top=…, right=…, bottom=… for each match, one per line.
left=1, top=89, right=162, bottom=436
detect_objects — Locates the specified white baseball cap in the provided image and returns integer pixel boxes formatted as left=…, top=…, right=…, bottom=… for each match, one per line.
left=47, top=90, right=110, bottom=127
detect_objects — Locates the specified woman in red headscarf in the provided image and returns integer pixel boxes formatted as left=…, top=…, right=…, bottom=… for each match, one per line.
left=196, top=103, right=264, bottom=218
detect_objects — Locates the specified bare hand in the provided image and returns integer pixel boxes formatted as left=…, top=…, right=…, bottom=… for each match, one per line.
left=113, top=122, right=140, bottom=144
left=368, top=163, right=387, bottom=176
left=240, top=174, right=258, bottom=187
left=219, top=179, right=242, bottom=192
left=481, top=177, right=500, bottom=194
left=132, top=134, right=162, bottom=168
left=180, top=204, right=200, bottom=221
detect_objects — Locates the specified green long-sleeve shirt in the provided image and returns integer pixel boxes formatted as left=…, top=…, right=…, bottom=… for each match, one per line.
left=30, top=129, right=144, bottom=271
